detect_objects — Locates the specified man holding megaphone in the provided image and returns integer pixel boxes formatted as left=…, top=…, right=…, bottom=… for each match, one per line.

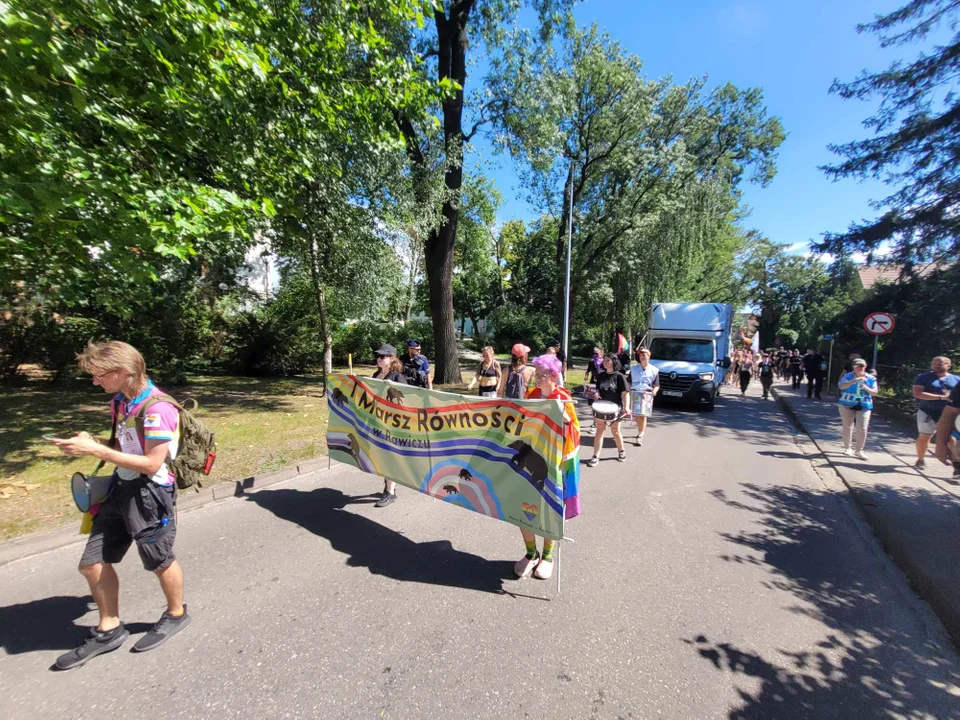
left=50, top=341, right=190, bottom=670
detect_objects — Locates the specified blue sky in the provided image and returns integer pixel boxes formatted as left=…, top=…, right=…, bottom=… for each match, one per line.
left=468, top=0, right=927, bottom=256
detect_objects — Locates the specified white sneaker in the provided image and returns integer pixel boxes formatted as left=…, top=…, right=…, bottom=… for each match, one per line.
left=514, top=553, right=539, bottom=579
left=533, top=557, right=554, bottom=580
left=854, top=450, right=869, bottom=461
left=842, top=447, right=854, bottom=457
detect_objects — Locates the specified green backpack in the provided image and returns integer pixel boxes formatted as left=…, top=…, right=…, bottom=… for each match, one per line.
left=131, top=394, right=217, bottom=490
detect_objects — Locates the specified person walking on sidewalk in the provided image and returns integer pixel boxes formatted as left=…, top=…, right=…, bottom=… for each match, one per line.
left=935, top=383, right=960, bottom=478
left=789, top=350, right=804, bottom=390
left=50, top=341, right=190, bottom=670
left=913, top=356, right=958, bottom=469
left=759, top=353, right=775, bottom=399
left=837, top=358, right=879, bottom=460
left=803, top=347, right=825, bottom=399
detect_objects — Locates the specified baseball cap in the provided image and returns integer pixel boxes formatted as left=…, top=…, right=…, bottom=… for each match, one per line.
left=374, top=344, right=397, bottom=357
left=852, top=358, right=867, bottom=367
left=511, top=343, right=531, bottom=356
left=405, top=339, right=421, bottom=348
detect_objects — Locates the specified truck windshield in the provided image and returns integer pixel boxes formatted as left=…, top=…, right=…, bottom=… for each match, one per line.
left=649, top=338, right=714, bottom=364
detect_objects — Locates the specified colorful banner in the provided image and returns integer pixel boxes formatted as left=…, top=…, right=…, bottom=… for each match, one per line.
left=326, top=374, right=568, bottom=540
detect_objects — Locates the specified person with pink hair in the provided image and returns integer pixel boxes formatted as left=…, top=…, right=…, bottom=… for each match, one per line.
left=513, top=354, right=581, bottom=580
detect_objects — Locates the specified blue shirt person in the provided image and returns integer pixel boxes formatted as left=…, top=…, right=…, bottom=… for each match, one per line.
left=912, top=357, right=958, bottom=420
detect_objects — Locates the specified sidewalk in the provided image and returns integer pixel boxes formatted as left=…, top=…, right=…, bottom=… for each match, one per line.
left=773, top=383, right=960, bottom=649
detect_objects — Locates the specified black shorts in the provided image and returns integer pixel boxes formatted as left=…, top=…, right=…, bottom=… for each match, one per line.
left=80, top=475, right=177, bottom=571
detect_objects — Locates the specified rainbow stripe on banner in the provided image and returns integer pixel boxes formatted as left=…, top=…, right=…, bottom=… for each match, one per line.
left=325, top=374, right=568, bottom=539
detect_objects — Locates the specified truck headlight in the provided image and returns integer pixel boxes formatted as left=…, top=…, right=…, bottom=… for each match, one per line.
left=699, top=372, right=715, bottom=381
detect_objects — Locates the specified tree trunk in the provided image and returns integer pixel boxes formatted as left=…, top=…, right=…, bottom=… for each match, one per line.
left=425, top=218, right=460, bottom=381
left=307, top=236, right=333, bottom=385
left=422, top=5, right=473, bottom=383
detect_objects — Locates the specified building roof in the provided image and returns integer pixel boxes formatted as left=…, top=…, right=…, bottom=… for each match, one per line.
left=857, top=262, right=940, bottom=290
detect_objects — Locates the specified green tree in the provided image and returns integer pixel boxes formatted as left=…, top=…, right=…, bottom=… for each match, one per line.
left=821, top=0, right=960, bottom=267
left=490, top=25, right=784, bottom=329
left=452, top=174, right=502, bottom=340
left=391, top=0, right=576, bottom=382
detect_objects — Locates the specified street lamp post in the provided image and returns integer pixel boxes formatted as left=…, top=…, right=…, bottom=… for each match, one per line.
left=562, top=167, right=573, bottom=363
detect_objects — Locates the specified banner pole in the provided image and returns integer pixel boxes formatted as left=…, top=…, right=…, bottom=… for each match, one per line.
left=556, top=538, right=561, bottom=595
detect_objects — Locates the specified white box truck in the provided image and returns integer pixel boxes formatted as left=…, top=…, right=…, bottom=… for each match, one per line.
left=643, top=303, right=734, bottom=412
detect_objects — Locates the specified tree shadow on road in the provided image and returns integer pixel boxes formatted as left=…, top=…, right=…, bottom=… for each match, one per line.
left=247, top=487, right=514, bottom=595
left=685, top=483, right=960, bottom=719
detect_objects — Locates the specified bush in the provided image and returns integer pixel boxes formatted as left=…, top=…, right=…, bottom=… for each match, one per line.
left=333, top=320, right=396, bottom=365
left=227, top=306, right=323, bottom=376
left=487, top=304, right=557, bottom=355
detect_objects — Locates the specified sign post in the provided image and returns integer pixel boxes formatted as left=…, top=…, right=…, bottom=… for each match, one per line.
left=863, top=312, right=895, bottom=372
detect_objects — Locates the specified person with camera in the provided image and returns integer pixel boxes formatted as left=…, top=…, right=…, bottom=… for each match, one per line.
left=50, top=341, right=190, bottom=670
left=837, top=358, right=879, bottom=460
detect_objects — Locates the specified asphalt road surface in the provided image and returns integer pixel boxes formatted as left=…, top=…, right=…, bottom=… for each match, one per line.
left=2, top=383, right=959, bottom=719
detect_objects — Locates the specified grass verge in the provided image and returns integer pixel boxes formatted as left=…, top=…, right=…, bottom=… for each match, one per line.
left=0, top=366, right=478, bottom=541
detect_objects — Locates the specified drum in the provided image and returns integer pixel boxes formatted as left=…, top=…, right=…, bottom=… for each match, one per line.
left=71, top=472, right=114, bottom=513
left=592, top=400, right=621, bottom=422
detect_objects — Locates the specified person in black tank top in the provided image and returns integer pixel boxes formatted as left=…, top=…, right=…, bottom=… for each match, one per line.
left=467, top=346, right=501, bottom=397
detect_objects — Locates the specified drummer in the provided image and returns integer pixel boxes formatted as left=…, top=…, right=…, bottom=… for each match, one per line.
left=585, top=353, right=630, bottom=467
left=628, top=346, right=659, bottom=446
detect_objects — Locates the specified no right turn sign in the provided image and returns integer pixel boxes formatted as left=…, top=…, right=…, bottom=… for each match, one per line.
left=864, top=312, right=895, bottom=336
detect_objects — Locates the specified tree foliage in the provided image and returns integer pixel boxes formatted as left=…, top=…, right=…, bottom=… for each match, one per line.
left=821, top=0, right=960, bottom=268
left=489, top=25, right=783, bottom=343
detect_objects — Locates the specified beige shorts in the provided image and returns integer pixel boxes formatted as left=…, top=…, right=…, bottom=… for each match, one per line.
left=917, top=409, right=939, bottom=436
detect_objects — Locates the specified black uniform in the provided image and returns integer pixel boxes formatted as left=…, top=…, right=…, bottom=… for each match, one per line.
left=402, top=354, right=430, bottom=388
left=789, top=355, right=803, bottom=389
left=759, top=361, right=775, bottom=399
left=803, top=353, right=825, bottom=399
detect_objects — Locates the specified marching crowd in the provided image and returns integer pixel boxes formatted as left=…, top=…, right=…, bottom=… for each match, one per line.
left=42, top=335, right=960, bottom=671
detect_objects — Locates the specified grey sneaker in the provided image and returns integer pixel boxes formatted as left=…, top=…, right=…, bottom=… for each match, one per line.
left=634, top=435, right=644, bottom=447
left=374, top=492, right=397, bottom=508
left=131, top=607, right=191, bottom=653
left=586, top=456, right=599, bottom=467
left=915, top=458, right=926, bottom=469
left=617, top=450, right=627, bottom=462
left=55, top=623, right=129, bottom=670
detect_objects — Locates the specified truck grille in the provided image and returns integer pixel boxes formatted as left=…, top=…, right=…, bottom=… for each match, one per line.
left=658, top=372, right=698, bottom=393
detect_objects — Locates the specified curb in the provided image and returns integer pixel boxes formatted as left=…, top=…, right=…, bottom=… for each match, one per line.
left=772, top=387, right=960, bottom=650
left=0, top=456, right=338, bottom=568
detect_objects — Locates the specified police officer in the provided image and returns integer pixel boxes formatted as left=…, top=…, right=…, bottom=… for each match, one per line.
left=402, top=339, right=432, bottom=390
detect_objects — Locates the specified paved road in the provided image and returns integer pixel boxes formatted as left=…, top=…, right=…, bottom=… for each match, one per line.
left=2, top=383, right=959, bottom=719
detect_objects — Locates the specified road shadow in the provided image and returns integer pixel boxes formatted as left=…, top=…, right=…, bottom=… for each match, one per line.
left=685, top=482, right=960, bottom=718
left=247, top=487, right=514, bottom=595
left=652, top=390, right=793, bottom=446
left=0, top=595, right=152, bottom=655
